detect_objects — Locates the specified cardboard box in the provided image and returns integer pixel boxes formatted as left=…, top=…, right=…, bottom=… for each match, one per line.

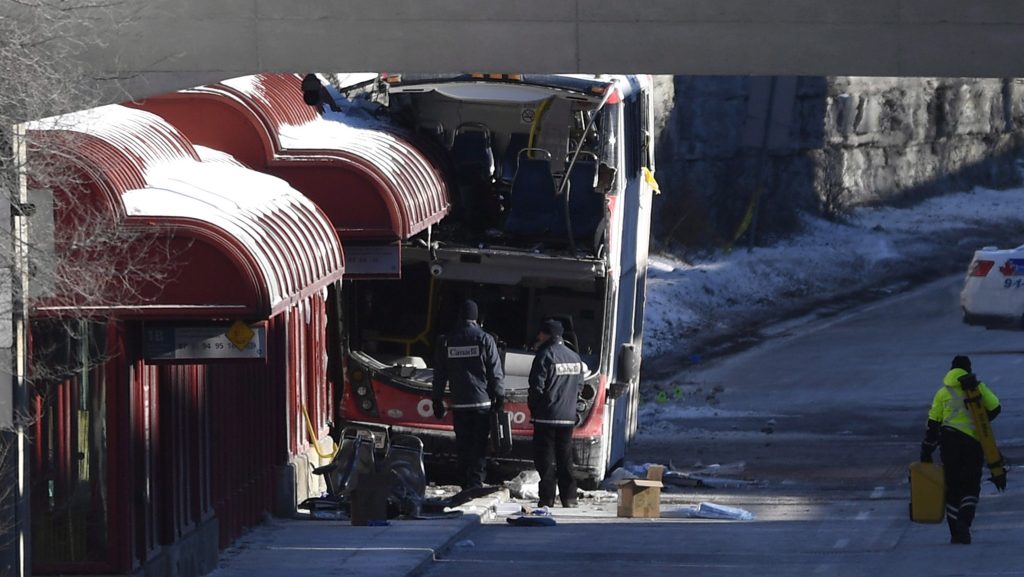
left=617, top=465, right=665, bottom=518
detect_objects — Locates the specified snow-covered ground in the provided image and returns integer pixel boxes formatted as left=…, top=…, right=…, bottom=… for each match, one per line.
left=642, top=186, right=1024, bottom=361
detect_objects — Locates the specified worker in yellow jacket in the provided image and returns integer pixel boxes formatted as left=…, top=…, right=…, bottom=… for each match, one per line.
left=920, top=355, right=1002, bottom=545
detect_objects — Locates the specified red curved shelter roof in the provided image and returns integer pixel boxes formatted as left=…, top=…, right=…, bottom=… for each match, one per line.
left=28, top=105, right=344, bottom=319
left=128, top=73, right=450, bottom=241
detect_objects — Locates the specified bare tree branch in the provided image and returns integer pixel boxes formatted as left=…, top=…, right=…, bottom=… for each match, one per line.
left=1, top=0, right=179, bottom=555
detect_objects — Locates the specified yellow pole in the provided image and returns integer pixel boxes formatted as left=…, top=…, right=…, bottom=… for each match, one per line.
left=301, top=405, right=339, bottom=460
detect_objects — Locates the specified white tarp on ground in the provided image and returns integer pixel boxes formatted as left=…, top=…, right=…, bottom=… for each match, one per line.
left=662, top=502, right=755, bottom=521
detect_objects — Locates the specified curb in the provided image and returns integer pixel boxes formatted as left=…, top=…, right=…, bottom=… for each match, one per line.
left=405, top=513, right=483, bottom=577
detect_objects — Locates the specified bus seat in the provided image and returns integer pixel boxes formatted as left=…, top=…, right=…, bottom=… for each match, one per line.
left=550, top=314, right=579, bottom=352
left=566, top=154, right=604, bottom=240
left=451, top=123, right=499, bottom=226
left=562, top=330, right=580, bottom=353
left=505, top=149, right=562, bottom=236
left=311, top=427, right=374, bottom=498
left=416, top=121, right=445, bottom=145
left=382, top=434, right=426, bottom=502
left=497, top=133, right=530, bottom=187
left=343, top=430, right=378, bottom=496
left=451, top=123, right=494, bottom=179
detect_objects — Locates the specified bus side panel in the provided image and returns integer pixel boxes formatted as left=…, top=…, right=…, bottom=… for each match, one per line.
left=628, top=190, right=653, bottom=441
left=608, top=86, right=652, bottom=464
left=608, top=175, right=643, bottom=465
left=628, top=83, right=656, bottom=441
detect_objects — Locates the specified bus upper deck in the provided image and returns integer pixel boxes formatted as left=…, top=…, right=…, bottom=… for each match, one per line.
left=381, top=74, right=635, bottom=257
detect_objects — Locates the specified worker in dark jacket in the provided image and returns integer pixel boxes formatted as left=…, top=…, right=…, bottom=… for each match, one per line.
left=920, top=355, right=1002, bottom=545
left=528, top=319, right=584, bottom=508
left=432, top=300, right=505, bottom=489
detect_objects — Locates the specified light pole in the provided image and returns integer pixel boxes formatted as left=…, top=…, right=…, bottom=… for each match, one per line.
left=1, top=123, right=31, bottom=577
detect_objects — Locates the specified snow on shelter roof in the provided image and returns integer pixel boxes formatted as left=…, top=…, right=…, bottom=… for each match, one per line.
left=134, top=73, right=450, bottom=240
left=27, top=104, right=344, bottom=318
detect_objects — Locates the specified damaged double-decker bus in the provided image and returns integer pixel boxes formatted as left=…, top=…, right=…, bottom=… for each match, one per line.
left=338, top=74, right=656, bottom=486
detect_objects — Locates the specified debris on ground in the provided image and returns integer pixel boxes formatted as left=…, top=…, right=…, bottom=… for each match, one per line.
left=663, top=502, right=754, bottom=521
left=604, top=461, right=759, bottom=492
left=624, top=462, right=654, bottom=477
left=310, top=509, right=346, bottom=520
left=657, top=461, right=759, bottom=490
left=599, top=467, right=639, bottom=490
left=507, top=470, right=541, bottom=500
left=495, top=502, right=525, bottom=516
left=427, top=485, right=461, bottom=498
left=579, top=489, right=618, bottom=503
left=506, top=507, right=557, bottom=526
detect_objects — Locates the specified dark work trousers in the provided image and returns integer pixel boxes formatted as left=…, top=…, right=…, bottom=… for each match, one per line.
left=532, top=423, right=577, bottom=507
left=940, top=428, right=985, bottom=539
left=453, top=409, right=491, bottom=489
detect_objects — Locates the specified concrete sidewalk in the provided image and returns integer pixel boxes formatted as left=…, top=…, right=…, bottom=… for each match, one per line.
left=206, top=515, right=479, bottom=577
left=204, top=490, right=510, bottom=577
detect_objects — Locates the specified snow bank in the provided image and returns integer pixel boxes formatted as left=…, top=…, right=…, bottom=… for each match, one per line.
left=643, top=187, right=1024, bottom=358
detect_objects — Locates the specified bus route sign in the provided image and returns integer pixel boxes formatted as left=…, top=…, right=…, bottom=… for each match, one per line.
left=144, top=323, right=266, bottom=361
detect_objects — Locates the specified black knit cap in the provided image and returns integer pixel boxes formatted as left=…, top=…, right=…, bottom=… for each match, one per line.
left=460, top=299, right=479, bottom=321
left=951, top=355, right=972, bottom=372
left=539, top=319, right=564, bottom=338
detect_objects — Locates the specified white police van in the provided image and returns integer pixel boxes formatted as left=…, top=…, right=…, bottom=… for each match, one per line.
left=961, top=244, right=1024, bottom=328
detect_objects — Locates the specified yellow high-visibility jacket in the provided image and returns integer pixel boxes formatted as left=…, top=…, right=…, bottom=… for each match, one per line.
left=928, top=368, right=1000, bottom=441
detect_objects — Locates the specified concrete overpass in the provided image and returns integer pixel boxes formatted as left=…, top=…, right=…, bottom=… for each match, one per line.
left=22, top=0, right=1024, bottom=101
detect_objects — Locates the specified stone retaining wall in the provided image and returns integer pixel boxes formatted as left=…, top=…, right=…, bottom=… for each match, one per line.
left=653, top=76, right=1024, bottom=247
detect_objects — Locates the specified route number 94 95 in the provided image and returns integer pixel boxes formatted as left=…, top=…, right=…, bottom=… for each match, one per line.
left=1004, top=279, right=1024, bottom=288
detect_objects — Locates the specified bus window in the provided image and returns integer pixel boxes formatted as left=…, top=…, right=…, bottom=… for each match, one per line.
left=599, top=105, right=620, bottom=174
left=624, top=97, right=642, bottom=176
left=640, top=88, right=655, bottom=169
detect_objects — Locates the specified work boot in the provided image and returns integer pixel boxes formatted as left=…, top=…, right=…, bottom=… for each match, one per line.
left=956, top=506, right=975, bottom=545
left=954, top=516, right=970, bottom=545
left=561, top=499, right=579, bottom=509
left=947, top=518, right=959, bottom=544
left=955, top=525, right=972, bottom=545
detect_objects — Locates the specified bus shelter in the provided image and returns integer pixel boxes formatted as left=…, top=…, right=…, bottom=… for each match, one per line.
left=27, top=105, right=345, bottom=574
left=129, top=73, right=450, bottom=278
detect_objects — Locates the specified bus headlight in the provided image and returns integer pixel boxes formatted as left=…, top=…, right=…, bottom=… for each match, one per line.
left=579, top=383, right=597, bottom=401
left=349, top=362, right=378, bottom=417
left=576, top=382, right=598, bottom=425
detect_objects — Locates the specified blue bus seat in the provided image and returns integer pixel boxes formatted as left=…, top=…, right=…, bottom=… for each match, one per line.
left=565, top=154, right=604, bottom=240
left=451, top=124, right=499, bottom=226
left=504, top=149, right=562, bottom=237
left=497, top=133, right=530, bottom=187
left=382, top=435, right=427, bottom=508
left=307, top=427, right=374, bottom=499
left=343, top=429, right=378, bottom=496
left=416, top=121, right=445, bottom=145
left=451, top=123, right=494, bottom=179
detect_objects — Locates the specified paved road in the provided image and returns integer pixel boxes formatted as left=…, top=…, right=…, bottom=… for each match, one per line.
left=632, top=274, right=1024, bottom=488
left=418, top=276, right=1024, bottom=576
